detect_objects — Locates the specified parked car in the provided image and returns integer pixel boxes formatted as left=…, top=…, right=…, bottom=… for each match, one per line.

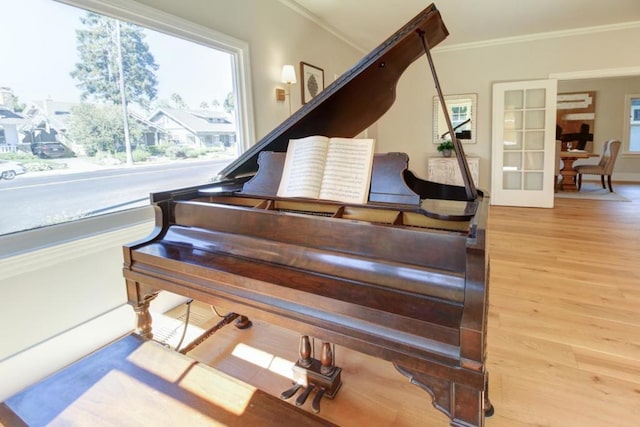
left=31, top=142, right=75, bottom=159
left=0, top=160, right=27, bottom=180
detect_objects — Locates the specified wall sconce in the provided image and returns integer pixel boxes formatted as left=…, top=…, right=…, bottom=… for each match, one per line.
left=276, top=64, right=297, bottom=115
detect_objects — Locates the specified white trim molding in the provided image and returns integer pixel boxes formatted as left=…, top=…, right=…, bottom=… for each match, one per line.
left=436, top=21, right=640, bottom=53
left=550, top=66, right=640, bottom=80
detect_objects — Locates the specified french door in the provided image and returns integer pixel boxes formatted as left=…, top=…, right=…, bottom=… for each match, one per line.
left=491, top=79, right=557, bottom=207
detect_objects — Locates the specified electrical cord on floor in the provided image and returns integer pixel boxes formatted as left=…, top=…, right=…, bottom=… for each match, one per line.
left=174, top=299, right=193, bottom=352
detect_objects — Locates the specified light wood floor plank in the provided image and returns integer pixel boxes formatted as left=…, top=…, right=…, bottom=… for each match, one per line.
left=161, top=182, right=640, bottom=426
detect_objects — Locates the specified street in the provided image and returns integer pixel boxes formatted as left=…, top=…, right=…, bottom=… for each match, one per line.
left=0, top=158, right=233, bottom=235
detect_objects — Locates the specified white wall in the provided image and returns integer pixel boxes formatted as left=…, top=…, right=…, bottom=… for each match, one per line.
left=377, top=25, right=640, bottom=189
left=0, top=220, right=149, bottom=400
left=0, top=212, right=198, bottom=401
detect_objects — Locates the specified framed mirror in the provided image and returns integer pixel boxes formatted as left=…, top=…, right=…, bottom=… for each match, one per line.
left=433, top=93, right=477, bottom=144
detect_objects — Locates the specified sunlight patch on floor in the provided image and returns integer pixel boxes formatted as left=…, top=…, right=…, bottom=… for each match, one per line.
left=151, top=311, right=207, bottom=350
left=232, top=342, right=295, bottom=381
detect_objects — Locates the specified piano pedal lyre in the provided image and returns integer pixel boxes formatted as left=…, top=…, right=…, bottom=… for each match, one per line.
left=280, top=336, right=342, bottom=413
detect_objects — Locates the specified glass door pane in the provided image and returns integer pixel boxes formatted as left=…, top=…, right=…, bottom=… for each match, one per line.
left=492, top=79, right=557, bottom=208
left=500, top=89, right=547, bottom=191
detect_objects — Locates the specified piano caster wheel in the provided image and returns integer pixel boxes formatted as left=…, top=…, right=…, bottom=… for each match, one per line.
left=234, top=315, right=252, bottom=329
left=485, top=403, right=495, bottom=417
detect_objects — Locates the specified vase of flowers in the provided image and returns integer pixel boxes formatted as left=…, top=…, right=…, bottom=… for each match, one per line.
left=437, top=140, right=454, bottom=157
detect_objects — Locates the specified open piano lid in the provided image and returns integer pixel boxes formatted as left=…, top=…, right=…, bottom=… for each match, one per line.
left=214, top=4, right=479, bottom=219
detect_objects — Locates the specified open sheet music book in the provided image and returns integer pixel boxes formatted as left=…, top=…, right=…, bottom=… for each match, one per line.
left=277, top=135, right=375, bottom=204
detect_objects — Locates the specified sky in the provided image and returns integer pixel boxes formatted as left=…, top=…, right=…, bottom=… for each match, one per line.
left=0, top=0, right=233, bottom=110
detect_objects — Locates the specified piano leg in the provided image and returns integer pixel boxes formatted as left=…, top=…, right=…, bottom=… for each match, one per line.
left=126, top=279, right=160, bottom=339
left=131, top=293, right=158, bottom=339
left=127, top=278, right=254, bottom=349
left=395, top=365, right=490, bottom=427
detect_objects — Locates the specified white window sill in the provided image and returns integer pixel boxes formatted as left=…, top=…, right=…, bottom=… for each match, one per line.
left=0, top=206, right=155, bottom=259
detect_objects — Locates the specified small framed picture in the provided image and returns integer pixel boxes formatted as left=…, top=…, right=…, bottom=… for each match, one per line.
left=300, top=62, right=324, bottom=104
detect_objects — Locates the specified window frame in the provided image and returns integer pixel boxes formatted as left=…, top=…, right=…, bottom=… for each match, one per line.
left=0, top=0, right=255, bottom=258
left=623, top=93, right=640, bottom=157
left=61, top=0, right=256, bottom=153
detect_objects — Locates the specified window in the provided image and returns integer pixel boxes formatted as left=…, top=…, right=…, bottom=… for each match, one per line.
left=624, top=94, right=640, bottom=154
left=631, top=103, right=640, bottom=123
left=451, top=105, right=469, bottom=129
left=0, top=0, right=254, bottom=239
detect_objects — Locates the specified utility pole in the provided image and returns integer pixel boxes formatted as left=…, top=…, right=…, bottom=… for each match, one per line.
left=115, top=20, right=133, bottom=165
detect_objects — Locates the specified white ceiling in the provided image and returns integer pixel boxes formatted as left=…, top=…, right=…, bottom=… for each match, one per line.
left=284, top=0, right=640, bottom=51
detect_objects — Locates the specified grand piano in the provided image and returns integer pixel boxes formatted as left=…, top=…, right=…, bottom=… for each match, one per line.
left=123, top=4, right=491, bottom=426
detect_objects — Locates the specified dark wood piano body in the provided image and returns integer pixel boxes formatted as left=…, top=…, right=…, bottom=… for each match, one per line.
left=123, top=4, right=491, bottom=426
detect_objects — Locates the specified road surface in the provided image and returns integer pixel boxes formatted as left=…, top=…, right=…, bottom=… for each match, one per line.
left=0, top=158, right=233, bottom=235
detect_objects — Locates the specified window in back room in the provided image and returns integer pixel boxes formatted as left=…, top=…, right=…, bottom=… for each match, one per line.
left=625, top=95, right=640, bottom=153
left=0, top=0, right=251, bottom=236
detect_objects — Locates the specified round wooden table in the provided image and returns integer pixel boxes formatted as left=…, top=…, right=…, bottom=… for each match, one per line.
left=559, top=151, right=599, bottom=192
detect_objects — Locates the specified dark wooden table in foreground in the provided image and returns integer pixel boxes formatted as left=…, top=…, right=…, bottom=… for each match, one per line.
left=1, top=334, right=334, bottom=427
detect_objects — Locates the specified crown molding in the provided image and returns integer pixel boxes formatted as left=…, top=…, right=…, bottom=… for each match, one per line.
left=434, top=21, right=640, bottom=53
left=278, top=0, right=365, bottom=52
left=550, top=66, right=640, bottom=80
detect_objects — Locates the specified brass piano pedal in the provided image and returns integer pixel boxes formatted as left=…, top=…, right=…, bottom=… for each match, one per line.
left=311, top=386, right=325, bottom=413
left=280, top=383, right=302, bottom=400
left=294, top=385, right=314, bottom=407
left=280, top=382, right=329, bottom=413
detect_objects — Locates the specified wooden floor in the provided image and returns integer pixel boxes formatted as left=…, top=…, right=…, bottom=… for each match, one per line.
left=163, top=182, right=640, bottom=427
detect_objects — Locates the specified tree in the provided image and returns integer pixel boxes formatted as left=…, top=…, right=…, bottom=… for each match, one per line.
left=71, top=13, right=158, bottom=164
left=12, top=96, right=26, bottom=113
left=151, top=99, right=173, bottom=110
left=170, top=93, right=188, bottom=109
left=67, top=103, right=143, bottom=156
left=71, top=12, right=159, bottom=110
left=223, top=92, right=234, bottom=114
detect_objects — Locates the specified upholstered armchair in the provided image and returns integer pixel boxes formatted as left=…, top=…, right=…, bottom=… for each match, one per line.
left=575, top=140, right=621, bottom=192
